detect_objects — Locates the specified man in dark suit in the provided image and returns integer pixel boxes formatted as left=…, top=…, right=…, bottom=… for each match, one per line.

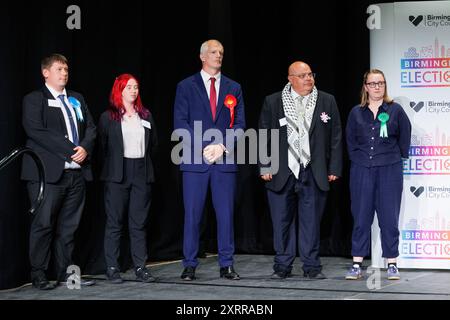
left=259, top=61, right=343, bottom=279
left=21, top=54, right=96, bottom=289
left=174, top=39, right=246, bottom=281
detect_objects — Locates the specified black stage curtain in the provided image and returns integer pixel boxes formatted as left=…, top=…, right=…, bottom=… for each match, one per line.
left=0, top=0, right=416, bottom=290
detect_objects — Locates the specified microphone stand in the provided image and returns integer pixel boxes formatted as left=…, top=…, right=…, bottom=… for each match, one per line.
left=0, top=147, right=45, bottom=214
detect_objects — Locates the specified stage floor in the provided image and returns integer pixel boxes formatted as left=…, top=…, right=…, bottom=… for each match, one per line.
left=1, top=255, right=449, bottom=300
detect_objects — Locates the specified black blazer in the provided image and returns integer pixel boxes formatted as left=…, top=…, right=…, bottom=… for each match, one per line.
left=98, top=111, right=158, bottom=183
left=259, top=90, right=343, bottom=192
left=21, top=86, right=97, bottom=183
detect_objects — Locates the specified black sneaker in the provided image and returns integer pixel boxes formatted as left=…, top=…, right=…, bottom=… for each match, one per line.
left=106, top=267, right=123, bottom=284
left=219, top=266, right=240, bottom=280
left=135, top=266, right=156, bottom=283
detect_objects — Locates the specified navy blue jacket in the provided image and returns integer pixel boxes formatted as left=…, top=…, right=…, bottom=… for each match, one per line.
left=173, top=72, right=246, bottom=172
left=346, top=101, right=411, bottom=168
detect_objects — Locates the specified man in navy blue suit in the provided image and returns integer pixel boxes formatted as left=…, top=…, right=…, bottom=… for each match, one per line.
left=174, top=39, right=246, bottom=280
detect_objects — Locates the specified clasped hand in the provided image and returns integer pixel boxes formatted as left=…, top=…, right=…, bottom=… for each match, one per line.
left=203, top=144, right=225, bottom=164
left=71, top=146, right=87, bottom=164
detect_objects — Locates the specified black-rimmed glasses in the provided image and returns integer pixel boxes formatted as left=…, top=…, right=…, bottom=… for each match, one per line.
left=365, top=81, right=385, bottom=88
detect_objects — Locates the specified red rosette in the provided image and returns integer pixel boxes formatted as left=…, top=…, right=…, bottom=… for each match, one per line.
left=224, top=94, right=237, bottom=128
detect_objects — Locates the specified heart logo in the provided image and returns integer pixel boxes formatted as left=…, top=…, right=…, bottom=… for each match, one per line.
left=410, top=186, right=425, bottom=198
left=409, top=15, right=423, bottom=27
left=410, top=101, right=424, bottom=113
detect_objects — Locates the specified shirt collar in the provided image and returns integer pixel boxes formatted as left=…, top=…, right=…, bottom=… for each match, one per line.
left=200, top=69, right=221, bottom=84
left=45, top=83, right=67, bottom=100
left=290, top=88, right=310, bottom=101
left=362, top=102, right=389, bottom=112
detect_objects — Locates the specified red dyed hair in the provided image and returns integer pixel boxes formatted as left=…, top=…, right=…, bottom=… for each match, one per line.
left=108, top=73, right=149, bottom=121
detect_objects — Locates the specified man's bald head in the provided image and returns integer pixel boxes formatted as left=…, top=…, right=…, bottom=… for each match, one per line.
left=288, top=61, right=310, bottom=76
left=287, top=61, right=315, bottom=96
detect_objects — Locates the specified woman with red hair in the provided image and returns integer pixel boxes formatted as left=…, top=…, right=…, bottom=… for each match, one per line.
left=98, top=74, right=158, bottom=283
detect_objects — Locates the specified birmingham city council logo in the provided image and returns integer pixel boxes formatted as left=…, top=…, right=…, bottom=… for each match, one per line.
left=410, top=186, right=425, bottom=198
left=409, top=15, right=424, bottom=26
left=410, top=101, right=425, bottom=112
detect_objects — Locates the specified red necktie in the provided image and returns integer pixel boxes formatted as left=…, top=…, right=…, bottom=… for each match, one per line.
left=209, top=77, right=217, bottom=120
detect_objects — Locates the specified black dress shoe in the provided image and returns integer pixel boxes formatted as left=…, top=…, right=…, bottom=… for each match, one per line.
left=304, top=270, right=327, bottom=279
left=181, top=266, right=196, bottom=281
left=220, top=266, right=240, bottom=280
left=135, top=266, right=156, bottom=283
left=32, top=275, right=56, bottom=290
left=106, top=266, right=123, bottom=284
left=270, top=270, right=291, bottom=279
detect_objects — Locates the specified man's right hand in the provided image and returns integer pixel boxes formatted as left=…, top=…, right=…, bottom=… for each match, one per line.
left=260, top=174, right=272, bottom=181
left=71, top=146, right=87, bottom=164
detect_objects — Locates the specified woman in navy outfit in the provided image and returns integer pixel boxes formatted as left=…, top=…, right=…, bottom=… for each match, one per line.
left=345, top=69, right=411, bottom=280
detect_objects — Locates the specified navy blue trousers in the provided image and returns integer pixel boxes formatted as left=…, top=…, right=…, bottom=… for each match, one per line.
left=349, top=162, right=403, bottom=258
left=267, top=168, right=327, bottom=274
left=182, top=167, right=236, bottom=268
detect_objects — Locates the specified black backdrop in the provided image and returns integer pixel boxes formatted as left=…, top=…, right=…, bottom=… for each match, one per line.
left=0, top=0, right=420, bottom=290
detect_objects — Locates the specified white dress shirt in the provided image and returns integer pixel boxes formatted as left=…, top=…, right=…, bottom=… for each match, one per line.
left=290, top=89, right=310, bottom=113
left=45, top=83, right=81, bottom=169
left=200, top=69, right=221, bottom=103
left=121, top=113, right=145, bottom=159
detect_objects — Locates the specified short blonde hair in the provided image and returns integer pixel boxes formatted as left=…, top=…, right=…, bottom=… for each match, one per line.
left=200, top=39, right=223, bottom=55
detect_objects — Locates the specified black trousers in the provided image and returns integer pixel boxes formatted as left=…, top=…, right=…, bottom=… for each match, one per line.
left=104, top=158, right=152, bottom=270
left=267, top=167, right=327, bottom=274
left=27, top=170, right=85, bottom=281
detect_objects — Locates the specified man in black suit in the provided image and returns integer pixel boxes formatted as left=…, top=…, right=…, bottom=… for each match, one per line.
left=259, top=61, right=343, bottom=279
left=21, top=54, right=96, bottom=289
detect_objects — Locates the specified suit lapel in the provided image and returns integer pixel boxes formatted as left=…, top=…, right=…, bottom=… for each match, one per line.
left=277, top=95, right=286, bottom=124
left=67, top=90, right=84, bottom=141
left=42, top=86, right=67, bottom=135
left=215, top=76, right=230, bottom=123
left=309, top=93, right=321, bottom=135
left=115, top=118, right=124, bottom=153
left=193, top=73, right=214, bottom=121
left=143, top=115, right=150, bottom=153
left=277, top=94, right=289, bottom=154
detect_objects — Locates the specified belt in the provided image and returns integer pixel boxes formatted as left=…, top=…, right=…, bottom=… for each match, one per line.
left=63, top=168, right=82, bottom=172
